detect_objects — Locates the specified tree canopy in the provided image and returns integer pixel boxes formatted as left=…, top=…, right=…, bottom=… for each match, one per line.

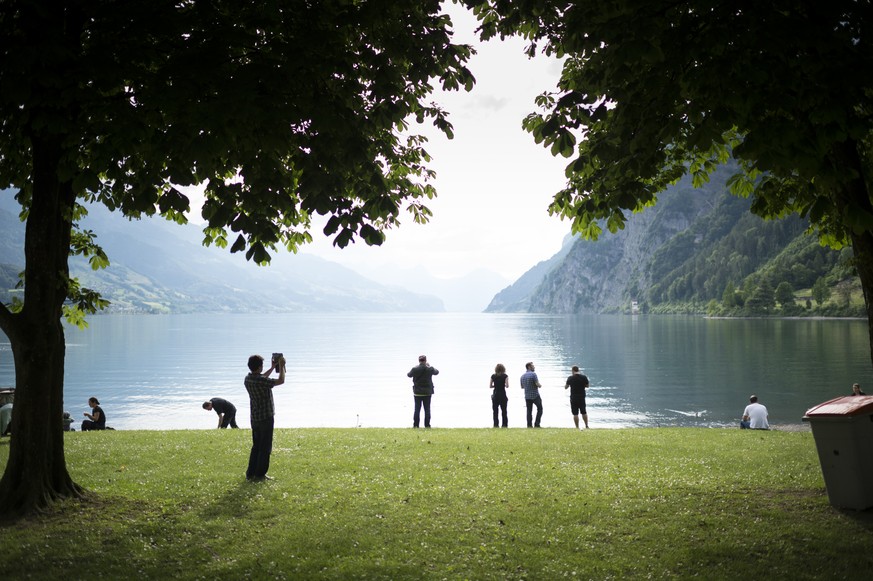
left=0, top=0, right=473, bottom=518
left=464, top=0, right=873, bottom=360
left=1, top=0, right=475, bottom=259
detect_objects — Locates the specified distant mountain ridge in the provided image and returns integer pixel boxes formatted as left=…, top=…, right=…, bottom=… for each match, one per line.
left=486, top=236, right=574, bottom=311
left=0, top=192, right=444, bottom=313
left=355, top=264, right=511, bottom=313
left=486, top=164, right=850, bottom=314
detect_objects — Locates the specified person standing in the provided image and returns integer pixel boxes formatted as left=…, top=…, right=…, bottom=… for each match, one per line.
left=203, top=397, right=239, bottom=429
left=81, top=397, right=106, bottom=431
left=851, top=383, right=866, bottom=396
left=244, top=354, right=285, bottom=481
left=741, top=395, right=769, bottom=430
left=520, top=362, right=543, bottom=428
left=407, top=355, right=439, bottom=428
left=564, top=365, right=590, bottom=429
left=490, top=363, right=509, bottom=428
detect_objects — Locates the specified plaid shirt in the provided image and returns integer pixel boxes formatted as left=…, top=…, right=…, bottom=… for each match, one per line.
left=520, top=371, right=540, bottom=400
left=245, top=373, right=278, bottom=422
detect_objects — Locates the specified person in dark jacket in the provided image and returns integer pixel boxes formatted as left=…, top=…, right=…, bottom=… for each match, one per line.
left=407, top=355, right=439, bottom=428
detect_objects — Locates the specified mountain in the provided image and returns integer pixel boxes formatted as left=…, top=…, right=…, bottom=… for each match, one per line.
left=486, top=164, right=854, bottom=314
left=0, top=192, right=444, bottom=313
left=486, top=235, right=574, bottom=312
left=345, top=264, right=511, bottom=313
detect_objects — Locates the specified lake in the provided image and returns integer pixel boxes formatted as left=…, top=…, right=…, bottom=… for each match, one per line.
left=0, top=313, right=869, bottom=430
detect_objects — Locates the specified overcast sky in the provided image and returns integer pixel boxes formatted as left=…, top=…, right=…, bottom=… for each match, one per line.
left=179, top=6, right=573, bottom=283
left=301, top=6, right=572, bottom=282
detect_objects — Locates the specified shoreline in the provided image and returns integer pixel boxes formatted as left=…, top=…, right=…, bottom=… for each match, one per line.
left=29, top=423, right=814, bottom=433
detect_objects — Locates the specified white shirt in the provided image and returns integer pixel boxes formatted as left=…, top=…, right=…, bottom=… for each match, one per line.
left=743, top=402, right=769, bottom=429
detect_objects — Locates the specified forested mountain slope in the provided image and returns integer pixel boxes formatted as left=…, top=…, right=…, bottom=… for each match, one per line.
left=487, top=165, right=857, bottom=315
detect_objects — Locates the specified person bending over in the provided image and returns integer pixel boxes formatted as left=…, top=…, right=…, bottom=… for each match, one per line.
left=203, top=397, right=239, bottom=428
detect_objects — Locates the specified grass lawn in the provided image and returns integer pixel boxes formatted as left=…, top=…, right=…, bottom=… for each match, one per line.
left=1, top=428, right=872, bottom=579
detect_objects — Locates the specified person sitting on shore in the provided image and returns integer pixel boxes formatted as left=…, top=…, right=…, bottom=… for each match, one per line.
left=63, top=411, right=74, bottom=432
left=82, top=397, right=106, bottom=431
left=851, top=383, right=866, bottom=396
left=740, top=395, right=769, bottom=430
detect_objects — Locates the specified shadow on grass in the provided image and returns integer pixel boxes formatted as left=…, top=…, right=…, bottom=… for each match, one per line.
left=203, top=478, right=275, bottom=520
left=839, top=506, right=873, bottom=531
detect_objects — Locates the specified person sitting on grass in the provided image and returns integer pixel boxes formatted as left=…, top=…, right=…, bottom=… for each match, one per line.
left=63, top=411, right=74, bottom=431
left=82, top=397, right=106, bottom=431
left=740, top=395, right=769, bottom=430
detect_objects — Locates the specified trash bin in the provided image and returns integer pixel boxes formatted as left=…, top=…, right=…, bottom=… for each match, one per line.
left=803, top=395, right=873, bottom=510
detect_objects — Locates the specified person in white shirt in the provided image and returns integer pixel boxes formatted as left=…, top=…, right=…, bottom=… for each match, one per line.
left=741, top=395, right=769, bottom=430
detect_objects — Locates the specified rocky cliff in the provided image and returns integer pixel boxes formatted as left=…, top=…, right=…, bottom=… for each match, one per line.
left=486, top=164, right=838, bottom=314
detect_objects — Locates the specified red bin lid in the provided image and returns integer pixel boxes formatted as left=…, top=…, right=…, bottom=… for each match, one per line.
left=805, top=395, right=873, bottom=417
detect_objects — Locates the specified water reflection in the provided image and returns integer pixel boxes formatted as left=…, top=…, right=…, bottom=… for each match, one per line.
left=0, top=313, right=869, bottom=430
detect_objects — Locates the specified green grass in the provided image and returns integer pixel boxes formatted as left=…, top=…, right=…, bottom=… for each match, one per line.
left=1, top=428, right=871, bottom=580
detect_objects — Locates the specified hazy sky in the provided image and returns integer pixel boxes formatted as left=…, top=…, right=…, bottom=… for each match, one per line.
left=180, top=6, right=574, bottom=283
left=302, top=6, right=572, bottom=282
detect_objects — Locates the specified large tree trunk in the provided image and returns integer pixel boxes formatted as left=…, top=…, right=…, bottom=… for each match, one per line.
left=853, top=230, right=873, bottom=368
left=0, top=136, right=82, bottom=520
left=837, top=140, right=873, bottom=369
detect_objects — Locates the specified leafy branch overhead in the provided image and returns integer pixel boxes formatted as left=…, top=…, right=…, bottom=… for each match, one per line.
left=3, top=1, right=476, bottom=265
left=465, top=0, right=872, bottom=244
left=463, top=0, right=873, bottom=366
left=0, top=0, right=475, bottom=518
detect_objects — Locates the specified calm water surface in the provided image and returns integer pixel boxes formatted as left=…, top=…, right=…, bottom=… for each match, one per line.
left=1, top=313, right=869, bottom=430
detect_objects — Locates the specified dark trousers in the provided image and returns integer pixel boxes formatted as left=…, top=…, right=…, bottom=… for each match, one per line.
left=492, top=397, right=508, bottom=427
left=81, top=420, right=105, bottom=431
left=413, top=395, right=432, bottom=428
left=525, top=396, right=543, bottom=427
left=247, top=417, right=274, bottom=479
left=220, top=411, right=239, bottom=429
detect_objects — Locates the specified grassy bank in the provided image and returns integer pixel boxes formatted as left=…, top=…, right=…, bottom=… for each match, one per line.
left=1, top=428, right=871, bottom=579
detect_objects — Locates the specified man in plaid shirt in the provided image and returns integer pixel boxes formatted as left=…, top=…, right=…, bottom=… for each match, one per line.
left=520, top=362, right=543, bottom=428
left=244, top=354, right=285, bottom=481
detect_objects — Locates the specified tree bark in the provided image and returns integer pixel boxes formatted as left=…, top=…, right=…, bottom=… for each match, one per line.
left=836, top=140, right=873, bottom=368
left=0, top=136, right=82, bottom=520
left=848, top=234, right=873, bottom=377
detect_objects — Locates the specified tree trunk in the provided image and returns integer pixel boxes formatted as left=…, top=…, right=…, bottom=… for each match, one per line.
left=852, top=229, right=873, bottom=369
left=837, top=140, right=873, bottom=369
left=0, top=136, right=82, bottom=520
